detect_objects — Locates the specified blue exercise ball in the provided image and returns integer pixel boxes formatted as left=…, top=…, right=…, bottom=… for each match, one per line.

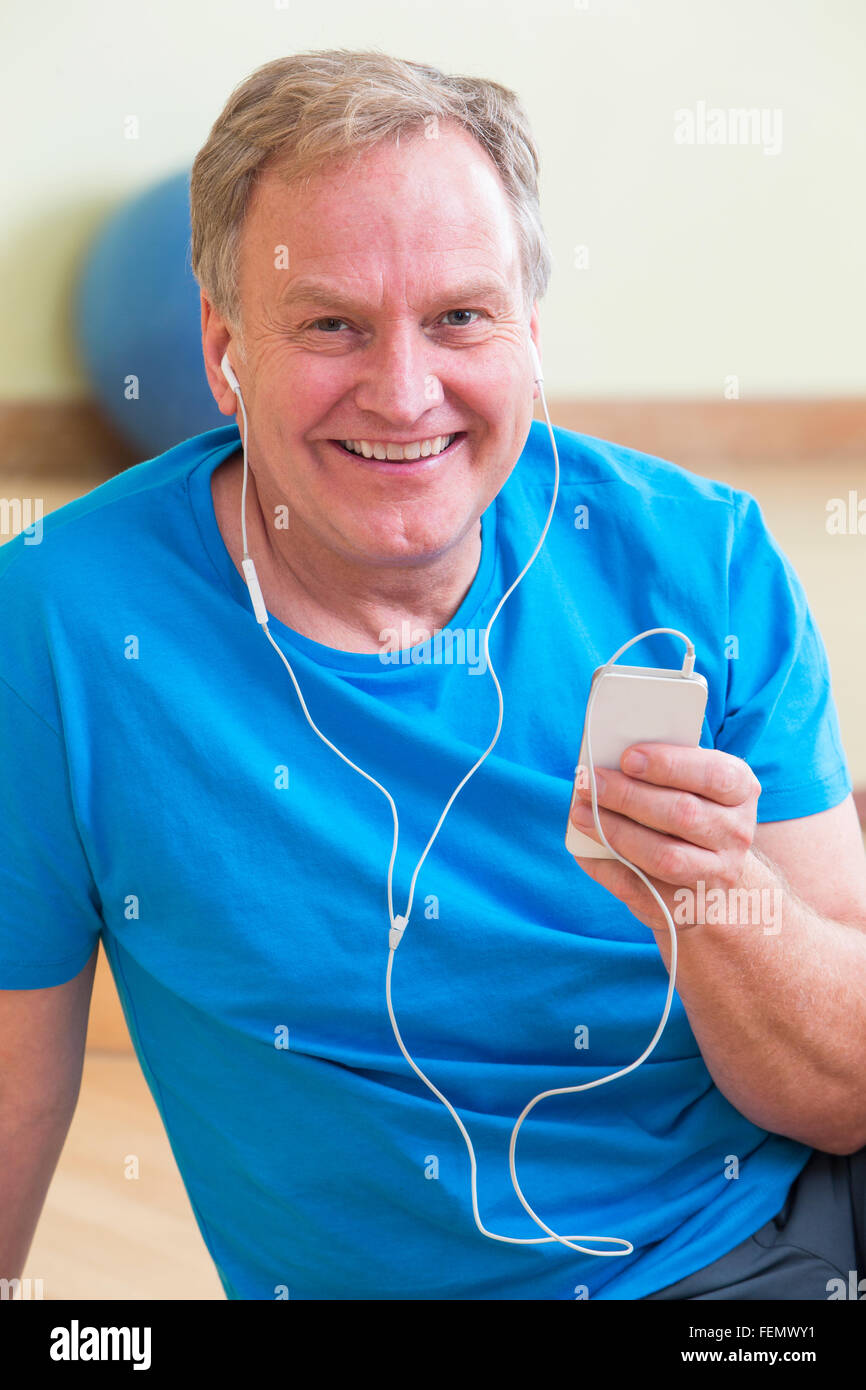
left=75, top=169, right=227, bottom=459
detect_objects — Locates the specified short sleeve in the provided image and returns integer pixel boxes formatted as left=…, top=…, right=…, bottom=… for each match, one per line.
left=716, top=492, right=852, bottom=823
left=0, top=674, right=103, bottom=987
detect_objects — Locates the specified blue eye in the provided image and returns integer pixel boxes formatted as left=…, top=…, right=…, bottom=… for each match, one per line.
left=441, top=309, right=480, bottom=326
left=307, top=309, right=482, bottom=334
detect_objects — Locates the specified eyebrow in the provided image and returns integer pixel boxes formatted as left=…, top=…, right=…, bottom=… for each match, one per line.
left=276, top=275, right=513, bottom=314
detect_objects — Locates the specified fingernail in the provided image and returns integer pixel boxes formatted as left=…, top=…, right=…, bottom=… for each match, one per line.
left=622, top=750, right=647, bottom=774
left=578, top=770, right=605, bottom=797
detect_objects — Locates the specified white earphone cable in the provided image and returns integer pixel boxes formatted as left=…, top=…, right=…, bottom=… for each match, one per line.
left=229, top=351, right=689, bottom=1258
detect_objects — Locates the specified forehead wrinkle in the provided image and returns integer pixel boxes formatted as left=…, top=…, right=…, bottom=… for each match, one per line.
left=260, top=178, right=512, bottom=264
left=274, top=260, right=515, bottom=317
left=246, top=124, right=525, bottom=302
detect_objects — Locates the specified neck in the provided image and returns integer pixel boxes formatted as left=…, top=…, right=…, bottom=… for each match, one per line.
left=212, top=454, right=483, bottom=654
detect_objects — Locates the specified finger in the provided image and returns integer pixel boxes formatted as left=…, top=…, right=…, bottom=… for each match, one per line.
left=577, top=766, right=732, bottom=852
left=569, top=798, right=719, bottom=885
left=619, top=744, right=761, bottom=807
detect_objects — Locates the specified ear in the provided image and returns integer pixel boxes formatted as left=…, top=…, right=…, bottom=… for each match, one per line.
left=201, top=292, right=240, bottom=415
left=529, top=301, right=542, bottom=402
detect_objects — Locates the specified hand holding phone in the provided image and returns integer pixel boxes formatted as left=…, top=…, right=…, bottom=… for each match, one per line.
left=566, top=664, right=709, bottom=860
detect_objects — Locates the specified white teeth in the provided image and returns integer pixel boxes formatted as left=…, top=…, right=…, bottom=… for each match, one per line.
left=340, top=434, right=456, bottom=460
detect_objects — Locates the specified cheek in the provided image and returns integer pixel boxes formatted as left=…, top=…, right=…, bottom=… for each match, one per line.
left=476, top=357, right=533, bottom=414
left=268, top=367, right=340, bottom=428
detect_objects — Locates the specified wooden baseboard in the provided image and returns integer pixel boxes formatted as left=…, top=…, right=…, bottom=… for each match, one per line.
left=1, top=398, right=864, bottom=479
left=536, top=398, right=866, bottom=465
left=0, top=401, right=138, bottom=479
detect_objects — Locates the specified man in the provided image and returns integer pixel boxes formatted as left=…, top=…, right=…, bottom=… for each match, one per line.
left=1, top=50, right=864, bottom=1302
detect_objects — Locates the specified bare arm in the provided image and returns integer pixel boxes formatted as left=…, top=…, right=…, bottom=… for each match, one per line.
left=647, top=834, right=866, bottom=1154
left=0, top=947, right=98, bottom=1280
left=573, top=744, right=866, bottom=1153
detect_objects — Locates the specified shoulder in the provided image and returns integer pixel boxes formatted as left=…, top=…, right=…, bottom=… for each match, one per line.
left=0, top=426, right=240, bottom=718
left=508, top=420, right=753, bottom=562
left=0, top=425, right=239, bottom=593
left=527, top=419, right=742, bottom=511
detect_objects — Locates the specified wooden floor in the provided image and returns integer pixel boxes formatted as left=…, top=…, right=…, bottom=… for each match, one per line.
left=20, top=1052, right=225, bottom=1300
left=5, top=450, right=866, bottom=1301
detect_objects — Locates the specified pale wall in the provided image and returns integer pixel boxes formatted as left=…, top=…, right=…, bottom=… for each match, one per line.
left=2, top=0, right=864, bottom=398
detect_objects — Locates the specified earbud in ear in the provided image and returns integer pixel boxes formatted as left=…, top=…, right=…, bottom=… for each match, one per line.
left=528, top=339, right=543, bottom=384
left=221, top=352, right=241, bottom=394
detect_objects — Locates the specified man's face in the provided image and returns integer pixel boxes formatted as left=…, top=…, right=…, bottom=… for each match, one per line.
left=211, top=121, right=540, bottom=568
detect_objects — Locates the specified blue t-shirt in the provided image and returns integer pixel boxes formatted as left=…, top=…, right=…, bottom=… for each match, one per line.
left=0, top=421, right=851, bottom=1300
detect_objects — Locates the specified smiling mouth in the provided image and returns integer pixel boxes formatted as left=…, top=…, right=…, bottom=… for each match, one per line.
left=330, top=432, right=465, bottom=462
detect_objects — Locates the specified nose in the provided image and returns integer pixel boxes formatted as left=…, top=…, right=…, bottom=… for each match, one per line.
left=352, top=325, right=444, bottom=423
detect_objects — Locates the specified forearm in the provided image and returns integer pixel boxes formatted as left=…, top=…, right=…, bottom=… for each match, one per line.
left=651, top=848, right=866, bottom=1154
left=0, top=1105, right=74, bottom=1283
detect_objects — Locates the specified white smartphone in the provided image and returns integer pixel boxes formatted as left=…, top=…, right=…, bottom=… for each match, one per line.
left=565, top=664, right=709, bottom=859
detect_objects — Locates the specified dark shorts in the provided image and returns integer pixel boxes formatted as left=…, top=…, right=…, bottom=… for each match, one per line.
left=643, top=1145, right=866, bottom=1300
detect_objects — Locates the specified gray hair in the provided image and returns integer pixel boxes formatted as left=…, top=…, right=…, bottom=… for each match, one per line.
left=189, top=48, right=552, bottom=357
